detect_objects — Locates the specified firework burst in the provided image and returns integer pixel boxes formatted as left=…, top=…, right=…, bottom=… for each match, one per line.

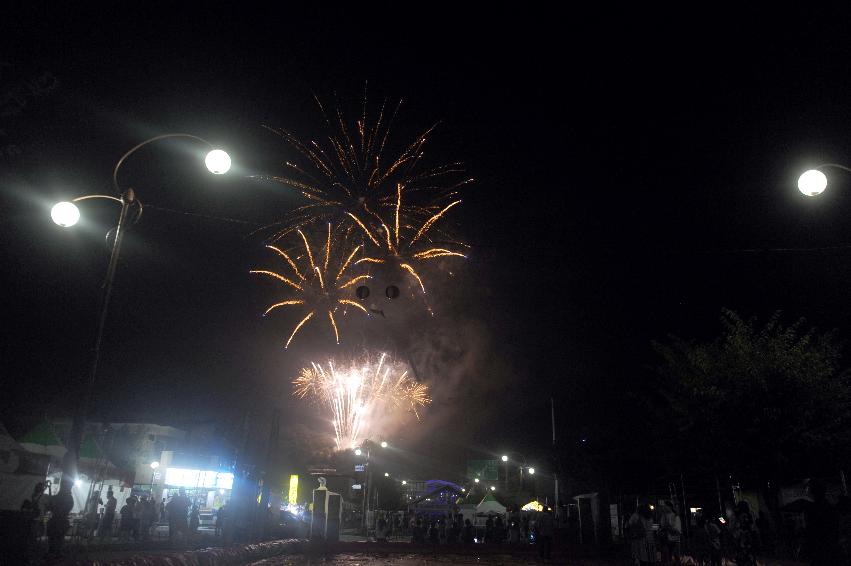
left=254, top=95, right=473, bottom=242
left=251, top=223, right=370, bottom=348
left=293, top=352, right=431, bottom=450
left=350, top=183, right=467, bottom=295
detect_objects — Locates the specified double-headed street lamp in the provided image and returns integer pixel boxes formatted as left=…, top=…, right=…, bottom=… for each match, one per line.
left=353, top=439, right=388, bottom=534
left=500, top=452, right=536, bottom=492
left=47, top=133, right=231, bottom=552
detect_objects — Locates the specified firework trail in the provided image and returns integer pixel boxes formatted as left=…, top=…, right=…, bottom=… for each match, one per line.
left=292, top=352, right=431, bottom=450
left=253, top=95, right=473, bottom=242
left=251, top=223, right=370, bottom=348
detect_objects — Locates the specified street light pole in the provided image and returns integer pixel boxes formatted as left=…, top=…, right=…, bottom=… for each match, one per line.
left=51, top=188, right=136, bottom=553
left=48, top=134, right=230, bottom=554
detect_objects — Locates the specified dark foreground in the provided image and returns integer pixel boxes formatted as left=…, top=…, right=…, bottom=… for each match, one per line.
left=250, top=554, right=610, bottom=565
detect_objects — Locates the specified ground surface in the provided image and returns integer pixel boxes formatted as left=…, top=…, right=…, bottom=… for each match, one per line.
left=250, top=555, right=611, bottom=565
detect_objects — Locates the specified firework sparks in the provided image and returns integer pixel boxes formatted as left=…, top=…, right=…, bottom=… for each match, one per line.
left=350, top=184, right=467, bottom=295
left=252, top=95, right=473, bottom=242
left=292, top=353, right=432, bottom=450
left=251, top=224, right=370, bottom=348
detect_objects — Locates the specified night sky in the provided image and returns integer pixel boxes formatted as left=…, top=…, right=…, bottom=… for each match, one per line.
left=5, top=6, right=851, bottom=481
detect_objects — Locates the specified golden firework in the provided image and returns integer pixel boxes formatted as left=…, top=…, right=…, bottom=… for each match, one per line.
left=253, top=95, right=473, bottom=242
left=292, top=352, right=432, bottom=450
left=251, top=224, right=369, bottom=348
left=350, top=184, right=467, bottom=295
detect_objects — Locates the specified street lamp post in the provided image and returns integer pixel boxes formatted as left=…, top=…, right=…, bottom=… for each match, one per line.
left=355, top=439, right=387, bottom=535
left=49, top=134, right=230, bottom=553
left=501, top=452, right=535, bottom=494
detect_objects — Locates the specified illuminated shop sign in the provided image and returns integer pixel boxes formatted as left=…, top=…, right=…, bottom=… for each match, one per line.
left=164, top=467, right=234, bottom=489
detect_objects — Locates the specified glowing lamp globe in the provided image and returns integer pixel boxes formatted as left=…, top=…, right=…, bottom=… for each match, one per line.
left=150, top=461, right=160, bottom=469
left=501, top=455, right=508, bottom=462
left=798, top=169, right=827, bottom=196
left=474, top=478, right=480, bottom=483
left=354, top=448, right=362, bottom=456
left=528, top=467, right=535, bottom=475
left=490, top=486, right=496, bottom=491
left=205, top=149, right=231, bottom=174
left=384, top=472, right=390, bottom=477
left=380, top=441, right=388, bottom=448
left=51, top=201, right=80, bottom=227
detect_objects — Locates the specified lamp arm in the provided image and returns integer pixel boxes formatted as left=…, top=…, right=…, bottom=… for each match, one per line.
left=113, top=133, right=214, bottom=192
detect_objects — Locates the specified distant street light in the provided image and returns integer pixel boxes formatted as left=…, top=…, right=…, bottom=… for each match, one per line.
left=528, top=467, right=535, bottom=475
left=48, top=132, right=231, bottom=553
left=501, top=455, right=509, bottom=462
left=384, top=472, right=390, bottom=477
left=355, top=448, right=362, bottom=456
left=490, top=486, right=496, bottom=491
left=380, top=441, right=388, bottom=448
left=474, top=478, right=480, bottom=483
left=150, top=461, right=160, bottom=470
left=402, top=480, right=407, bottom=485
left=797, top=164, right=851, bottom=196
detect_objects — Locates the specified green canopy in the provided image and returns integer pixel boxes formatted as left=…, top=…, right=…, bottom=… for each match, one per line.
left=17, top=422, right=65, bottom=458
left=79, top=435, right=102, bottom=461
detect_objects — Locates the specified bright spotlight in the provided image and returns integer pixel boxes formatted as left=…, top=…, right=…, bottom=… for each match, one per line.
left=501, top=455, right=508, bottom=462
left=205, top=149, right=232, bottom=174
left=528, top=467, right=535, bottom=475
left=51, top=201, right=80, bottom=227
left=798, top=169, right=827, bottom=196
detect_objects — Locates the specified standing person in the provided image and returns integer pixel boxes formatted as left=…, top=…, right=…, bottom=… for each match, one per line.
left=804, top=478, right=842, bottom=565
left=160, top=497, right=167, bottom=522
left=537, top=508, right=555, bottom=560
left=494, top=515, right=505, bottom=544
left=139, top=496, right=156, bottom=541
left=461, top=518, right=474, bottom=544
left=509, top=516, right=521, bottom=544
left=215, top=503, right=226, bottom=537
left=189, top=501, right=200, bottom=536
left=428, top=520, right=439, bottom=543
left=376, top=515, right=388, bottom=542
left=101, top=489, right=117, bottom=538
left=521, top=514, right=530, bottom=541
left=731, top=501, right=757, bottom=566
left=167, top=488, right=191, bottom=541
left=485, top=514, right=494, bottom=543
left=628, top=503, right=657, bottom=566
left=659, top=500, right=682, bottom=564
left=693, top=515, right=722, bottom=566
left=84, top=490, right=103, bottom=538
left=119, top=497, right=135, bottom=540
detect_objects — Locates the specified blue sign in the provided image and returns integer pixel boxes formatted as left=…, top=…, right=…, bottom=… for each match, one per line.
left=355, top=464, right=365, bottom=472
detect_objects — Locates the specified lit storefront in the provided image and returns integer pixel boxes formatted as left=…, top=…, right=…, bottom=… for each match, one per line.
left=162, top=467, right=234, bottom=518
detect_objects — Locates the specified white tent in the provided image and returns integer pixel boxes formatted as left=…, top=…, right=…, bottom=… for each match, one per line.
left=476, top=493, right=506, bottom=515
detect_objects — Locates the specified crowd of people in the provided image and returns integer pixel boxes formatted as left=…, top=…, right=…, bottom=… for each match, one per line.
left=626, top=482, right=849, bottom=566
left=371, top=508, right=555, bottom=559
left=19, top=484, right=219, bottom=545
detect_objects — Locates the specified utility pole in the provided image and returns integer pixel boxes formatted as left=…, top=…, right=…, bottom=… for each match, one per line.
left=551, top=398, right=559, bottom=516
